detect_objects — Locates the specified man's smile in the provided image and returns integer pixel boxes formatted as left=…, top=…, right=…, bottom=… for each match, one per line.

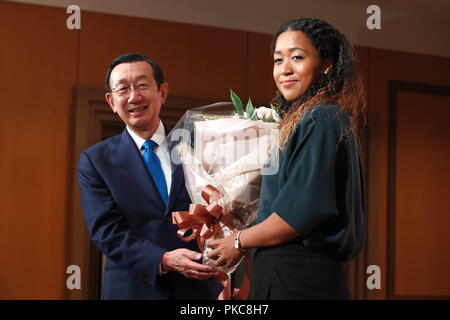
left=129, top=105, right=148, bottom=113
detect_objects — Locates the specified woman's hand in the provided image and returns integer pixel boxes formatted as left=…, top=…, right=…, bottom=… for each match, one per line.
left=207, top=213, right=299, bottom=269
left=207, top=230, right=245, bottom=269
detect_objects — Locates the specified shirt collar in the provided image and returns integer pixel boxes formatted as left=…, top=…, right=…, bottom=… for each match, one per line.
left=126, top=120, right=165, bottom=150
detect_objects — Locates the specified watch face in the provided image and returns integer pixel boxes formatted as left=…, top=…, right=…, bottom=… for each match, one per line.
left=234, top=239, right=239, bottom=249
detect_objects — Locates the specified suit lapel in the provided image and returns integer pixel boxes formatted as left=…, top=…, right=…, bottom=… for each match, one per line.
left=114, top=129, right=166, bottom=212
left=164, top=124, right=189, bottom=213
left=167, top=163, right=185, bottom=211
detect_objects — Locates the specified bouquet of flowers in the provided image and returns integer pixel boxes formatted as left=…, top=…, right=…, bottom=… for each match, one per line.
left=168, top=90, right=279, bottom=275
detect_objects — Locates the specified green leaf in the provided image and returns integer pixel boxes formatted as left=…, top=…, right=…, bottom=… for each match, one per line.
left=246, top=98, right=257, bottom=120
left=270, top=103, right=277, bottom=110
left=230, top=89, right=244, bottom=117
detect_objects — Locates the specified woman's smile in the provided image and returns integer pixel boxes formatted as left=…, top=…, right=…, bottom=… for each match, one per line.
left=273, top=30, right=328, bottom=102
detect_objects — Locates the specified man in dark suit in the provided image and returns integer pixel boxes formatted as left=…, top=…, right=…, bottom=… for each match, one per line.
left=77, top=53, right=221, bottom=299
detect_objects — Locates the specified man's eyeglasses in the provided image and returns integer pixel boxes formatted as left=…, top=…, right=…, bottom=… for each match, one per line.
left=110, top=80, right=153, bottom=98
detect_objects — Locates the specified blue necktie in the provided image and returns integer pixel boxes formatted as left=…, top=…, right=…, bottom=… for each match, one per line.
left=142, top=140, right=169, bottom=206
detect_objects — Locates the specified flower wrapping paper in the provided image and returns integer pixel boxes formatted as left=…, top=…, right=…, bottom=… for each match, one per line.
left=168, top=103, right=278, bottom=274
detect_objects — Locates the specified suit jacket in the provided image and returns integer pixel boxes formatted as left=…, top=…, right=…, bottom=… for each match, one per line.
left=77, top=126, right=221, bottom=299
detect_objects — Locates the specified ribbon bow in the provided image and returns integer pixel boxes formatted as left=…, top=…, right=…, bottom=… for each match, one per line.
left=171, top=184, right=250, bottom=300
left=172, top=184, right=234, bottom=251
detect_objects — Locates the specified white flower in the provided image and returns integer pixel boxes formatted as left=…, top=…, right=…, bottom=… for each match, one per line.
left=271, top=109, right=281, bottom=122
left=256, top=107, right=271, bottom=120
left=254, top=106, right=280, bottom=122
left=255, top=107, right=264, bottom=119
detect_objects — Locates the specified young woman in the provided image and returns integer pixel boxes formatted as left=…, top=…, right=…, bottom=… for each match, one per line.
left=207, top=18, right=366, bottom=299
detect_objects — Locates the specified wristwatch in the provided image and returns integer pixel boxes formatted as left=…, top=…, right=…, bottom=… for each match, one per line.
left=234, top=231, right=247, bottom=253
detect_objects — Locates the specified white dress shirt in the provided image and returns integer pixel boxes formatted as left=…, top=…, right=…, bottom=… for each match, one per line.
left=126, top=120, right=172, bottom=194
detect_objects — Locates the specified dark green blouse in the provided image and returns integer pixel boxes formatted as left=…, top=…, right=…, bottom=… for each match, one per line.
left=258, top=103, right=365, bottom=262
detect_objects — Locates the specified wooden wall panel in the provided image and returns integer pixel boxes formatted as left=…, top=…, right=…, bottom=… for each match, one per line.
left=395, top=90, right=450, bottom=297
left=78, top=11, right=248, bottom=101
left=368, top=49, right=450, bottom=299
left=0, top=2, right=78, bottom=299
left=247, top=32, right=277, bottom=105
left=354, top=46, right=370, bottom=102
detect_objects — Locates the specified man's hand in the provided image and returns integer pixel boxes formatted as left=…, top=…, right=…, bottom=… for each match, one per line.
left=161, top=248, right=221, bottom=280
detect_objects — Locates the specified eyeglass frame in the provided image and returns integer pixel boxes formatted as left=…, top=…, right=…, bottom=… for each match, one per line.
left=109, top=78, right=158, bottom=98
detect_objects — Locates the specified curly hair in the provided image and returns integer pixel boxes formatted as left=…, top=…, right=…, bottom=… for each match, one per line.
left=271, top=18, right=366, bottom=149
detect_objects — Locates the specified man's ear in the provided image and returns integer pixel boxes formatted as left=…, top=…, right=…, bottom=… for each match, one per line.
left=105, top=92, right=117, bottom=113
left=159, top=82, right=169, bottom=104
